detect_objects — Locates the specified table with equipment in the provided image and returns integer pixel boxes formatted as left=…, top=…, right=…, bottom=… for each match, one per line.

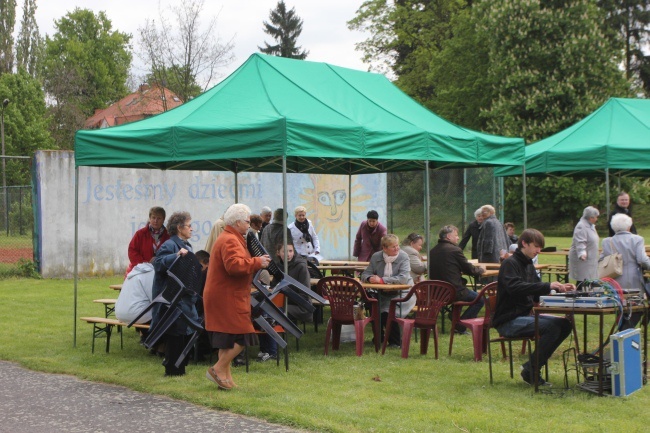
left=534, top=292, right=647, bottom=396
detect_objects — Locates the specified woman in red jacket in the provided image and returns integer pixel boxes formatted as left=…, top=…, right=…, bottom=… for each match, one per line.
left=203, top=203, right=271, bottom=390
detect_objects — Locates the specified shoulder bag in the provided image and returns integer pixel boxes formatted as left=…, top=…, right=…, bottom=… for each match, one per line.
left=598, top=241, right=623, bottom=279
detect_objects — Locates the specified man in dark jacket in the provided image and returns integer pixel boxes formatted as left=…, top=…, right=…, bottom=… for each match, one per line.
left=608, top=192, right=636, bottom=237
left=492, top=229, right=574, bottom=386
left=429, top=225, right=486, bottom=333
left=458, top=208, right=483, bottom=259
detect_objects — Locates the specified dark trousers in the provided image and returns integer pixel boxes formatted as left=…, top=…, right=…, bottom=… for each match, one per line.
left=163, top=334, right=189, bottom=376
left=455, top=289, right=484, bottom=332
left=381, top=312, right=402, bottom=346
left=496, top=315, right=572, bottom=372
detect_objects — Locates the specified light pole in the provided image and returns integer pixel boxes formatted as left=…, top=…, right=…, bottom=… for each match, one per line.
left=1, top=98, right=9, bottom=236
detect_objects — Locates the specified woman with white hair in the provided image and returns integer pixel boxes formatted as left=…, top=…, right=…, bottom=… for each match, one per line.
left=569, top=206, right=600, bottom=286
left=459, top=207, right=483, bottom=260
left=600, top=213, right=650, bottom=329
left=203, top=203, right=271, bottom=390
left=476, top=204, right=510, bottom=263
left=288, top=205, right=320, bottom=258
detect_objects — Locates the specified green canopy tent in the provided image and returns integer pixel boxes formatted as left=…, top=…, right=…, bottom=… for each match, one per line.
left=73, top=53, right=524, bottom=344
left=495, top=98, right=650, bottom=225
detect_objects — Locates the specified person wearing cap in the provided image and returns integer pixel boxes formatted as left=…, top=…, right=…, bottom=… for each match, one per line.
left=353, top=210, right=387, bottom=262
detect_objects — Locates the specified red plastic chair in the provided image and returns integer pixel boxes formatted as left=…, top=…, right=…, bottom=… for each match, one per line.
left=381, top=280, right=456, bottom=359
left=448, top=282, right=497, bottom=361
left=319, top=276, right=380, bottom=356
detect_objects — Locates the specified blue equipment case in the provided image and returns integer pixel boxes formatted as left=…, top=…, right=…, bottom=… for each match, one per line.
left=609, top=328, right=643, bottom=397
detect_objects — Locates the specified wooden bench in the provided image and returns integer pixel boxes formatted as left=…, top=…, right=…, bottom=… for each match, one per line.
left=80, top=317, right=150, bottom=354
left=544, top=265, right=569, bottom=283
left=93, top=298, right=117, bottom=318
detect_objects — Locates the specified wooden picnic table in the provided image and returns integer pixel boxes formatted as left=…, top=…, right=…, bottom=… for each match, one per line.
left=109, top=284, right=122, bottom=291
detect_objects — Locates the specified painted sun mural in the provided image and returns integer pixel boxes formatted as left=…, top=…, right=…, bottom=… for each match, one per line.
left=298, top=174, right=371, bottom=252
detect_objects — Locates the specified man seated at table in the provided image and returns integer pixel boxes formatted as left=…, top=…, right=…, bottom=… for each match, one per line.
left=428, top=225, right=486, bottom=334
left=492, top=228, right=575, bottom=386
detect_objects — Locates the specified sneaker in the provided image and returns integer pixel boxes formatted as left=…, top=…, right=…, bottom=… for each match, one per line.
left=232, top=354, right=246, bottom=367
left=520, top=369, right=552, bottom=387
left=454, top=329, right=469, bottom=335
left=257, top=352, right=276, bottom=362
left=257, top=351, right=265, bottom=358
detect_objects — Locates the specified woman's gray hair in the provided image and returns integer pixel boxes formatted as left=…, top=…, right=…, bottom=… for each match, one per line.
left=474, top=208, right=482, bottom=218
left=224, top=203, right=251, bottom=226
left=167, top=211, right=191, bottom=236
left=481, top=204, right=495, bottom=217
left=611, top=213, right=633, bottom=233
left=582, top=206, right=600, bottom=219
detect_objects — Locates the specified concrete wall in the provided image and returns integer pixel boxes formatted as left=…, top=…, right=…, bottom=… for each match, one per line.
left=34, top=150, right=386, bottom=278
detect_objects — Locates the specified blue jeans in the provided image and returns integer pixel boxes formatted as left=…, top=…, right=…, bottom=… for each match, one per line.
left=496, top=315, right=572, bottom=372
left=259, top=333, right=277, bottom=357
left=457, top=289, right=484, bottom=322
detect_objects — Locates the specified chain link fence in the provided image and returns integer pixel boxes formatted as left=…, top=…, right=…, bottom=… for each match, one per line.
left=386, top=167, right=503, bottom=250
left=0, top=185, right=34, bottom=276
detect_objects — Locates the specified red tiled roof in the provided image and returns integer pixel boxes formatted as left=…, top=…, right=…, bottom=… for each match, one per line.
left=83, top=84, right=184, bottom=129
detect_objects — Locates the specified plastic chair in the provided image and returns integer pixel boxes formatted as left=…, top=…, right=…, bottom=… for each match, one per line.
left=245, top=293, right=289, bottom=372
left=448, top=281, right=497, bottom=361
left=381, top=280, right=456, bottom=359
left=319, top=276, right=380, bottom=356
left=486, top=283, right=547, bottom=384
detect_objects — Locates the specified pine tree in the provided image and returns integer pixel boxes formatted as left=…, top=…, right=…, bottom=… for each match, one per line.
left=259, top=1, right=308, bottom=59
left=0, top=0, right=17, bottom=74
left=15, top=0, right=42, bottom=77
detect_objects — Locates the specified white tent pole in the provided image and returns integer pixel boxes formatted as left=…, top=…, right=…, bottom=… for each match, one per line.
left=424, top=162, right=430, bottom=255
left=606, top=168, right=610, bottom=220
left=522, top=165, right=527, bottom=230
left=282, top=157, right=288, bottom=274
left=348, top=173, right=352, bottom=261
left=73, top=166, right=79, bottom=347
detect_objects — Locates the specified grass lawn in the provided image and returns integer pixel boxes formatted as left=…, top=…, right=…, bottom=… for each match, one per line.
left=0, top=273, right=648, bottom=433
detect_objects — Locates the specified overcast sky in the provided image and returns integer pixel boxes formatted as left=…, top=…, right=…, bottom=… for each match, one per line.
left=31, top=0, right=371, bottom=86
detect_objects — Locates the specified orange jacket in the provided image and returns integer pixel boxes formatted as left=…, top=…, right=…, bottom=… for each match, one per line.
left=203, top=225, right=263, bottom=334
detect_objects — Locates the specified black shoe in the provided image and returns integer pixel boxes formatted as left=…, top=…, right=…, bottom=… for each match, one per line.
left=454, top=329, right=469, bottom=335
left=520, top=369, right=551, bottom=387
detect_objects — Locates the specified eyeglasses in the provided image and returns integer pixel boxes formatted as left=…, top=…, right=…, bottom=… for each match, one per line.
left=243, top=220, right=250, bottom=224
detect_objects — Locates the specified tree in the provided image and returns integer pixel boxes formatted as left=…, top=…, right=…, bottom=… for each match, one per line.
left=597, top=0, right=650, bottom=95
left=478, top=0, right=631, bottom=143
left=0, top=0, right=17, bottom=74
left=427, top=7, right=490, bottom=131
left=259, top=0, right=309, bottom=59
left=348, top=1, right=468, bottom=108
left=42, top=8, right=131, bottom=148
left=478, top=0, right=632, bottom=225
left=0, top=69, right=54, bottom=184
left=144, top=65, right=202, bottom=106
left=138, top=0, right=235, bottom=103
left=15, top=0, right=42, bottom=78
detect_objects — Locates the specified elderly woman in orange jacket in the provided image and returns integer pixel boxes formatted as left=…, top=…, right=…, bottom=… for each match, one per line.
left=203, top=203, right=271, bottom=390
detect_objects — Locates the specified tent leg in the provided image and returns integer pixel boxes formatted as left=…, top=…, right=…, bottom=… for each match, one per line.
left=522, top=166, right=527, bottom=230
left=74, top=167, right=79, bottom=347
left=424, top=162, right=430, bottom=255
left=606, top=168, right=610, bottom=220
left=348, top=173, right=352, bottom=261
left=282, top=157, right=288, bottom=274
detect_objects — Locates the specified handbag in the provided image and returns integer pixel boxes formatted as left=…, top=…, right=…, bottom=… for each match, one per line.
left=598, top=241, right=623, bottom=279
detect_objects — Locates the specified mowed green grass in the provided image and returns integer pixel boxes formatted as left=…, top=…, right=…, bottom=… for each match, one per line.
left=0, top=275, right=648, bottom=433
